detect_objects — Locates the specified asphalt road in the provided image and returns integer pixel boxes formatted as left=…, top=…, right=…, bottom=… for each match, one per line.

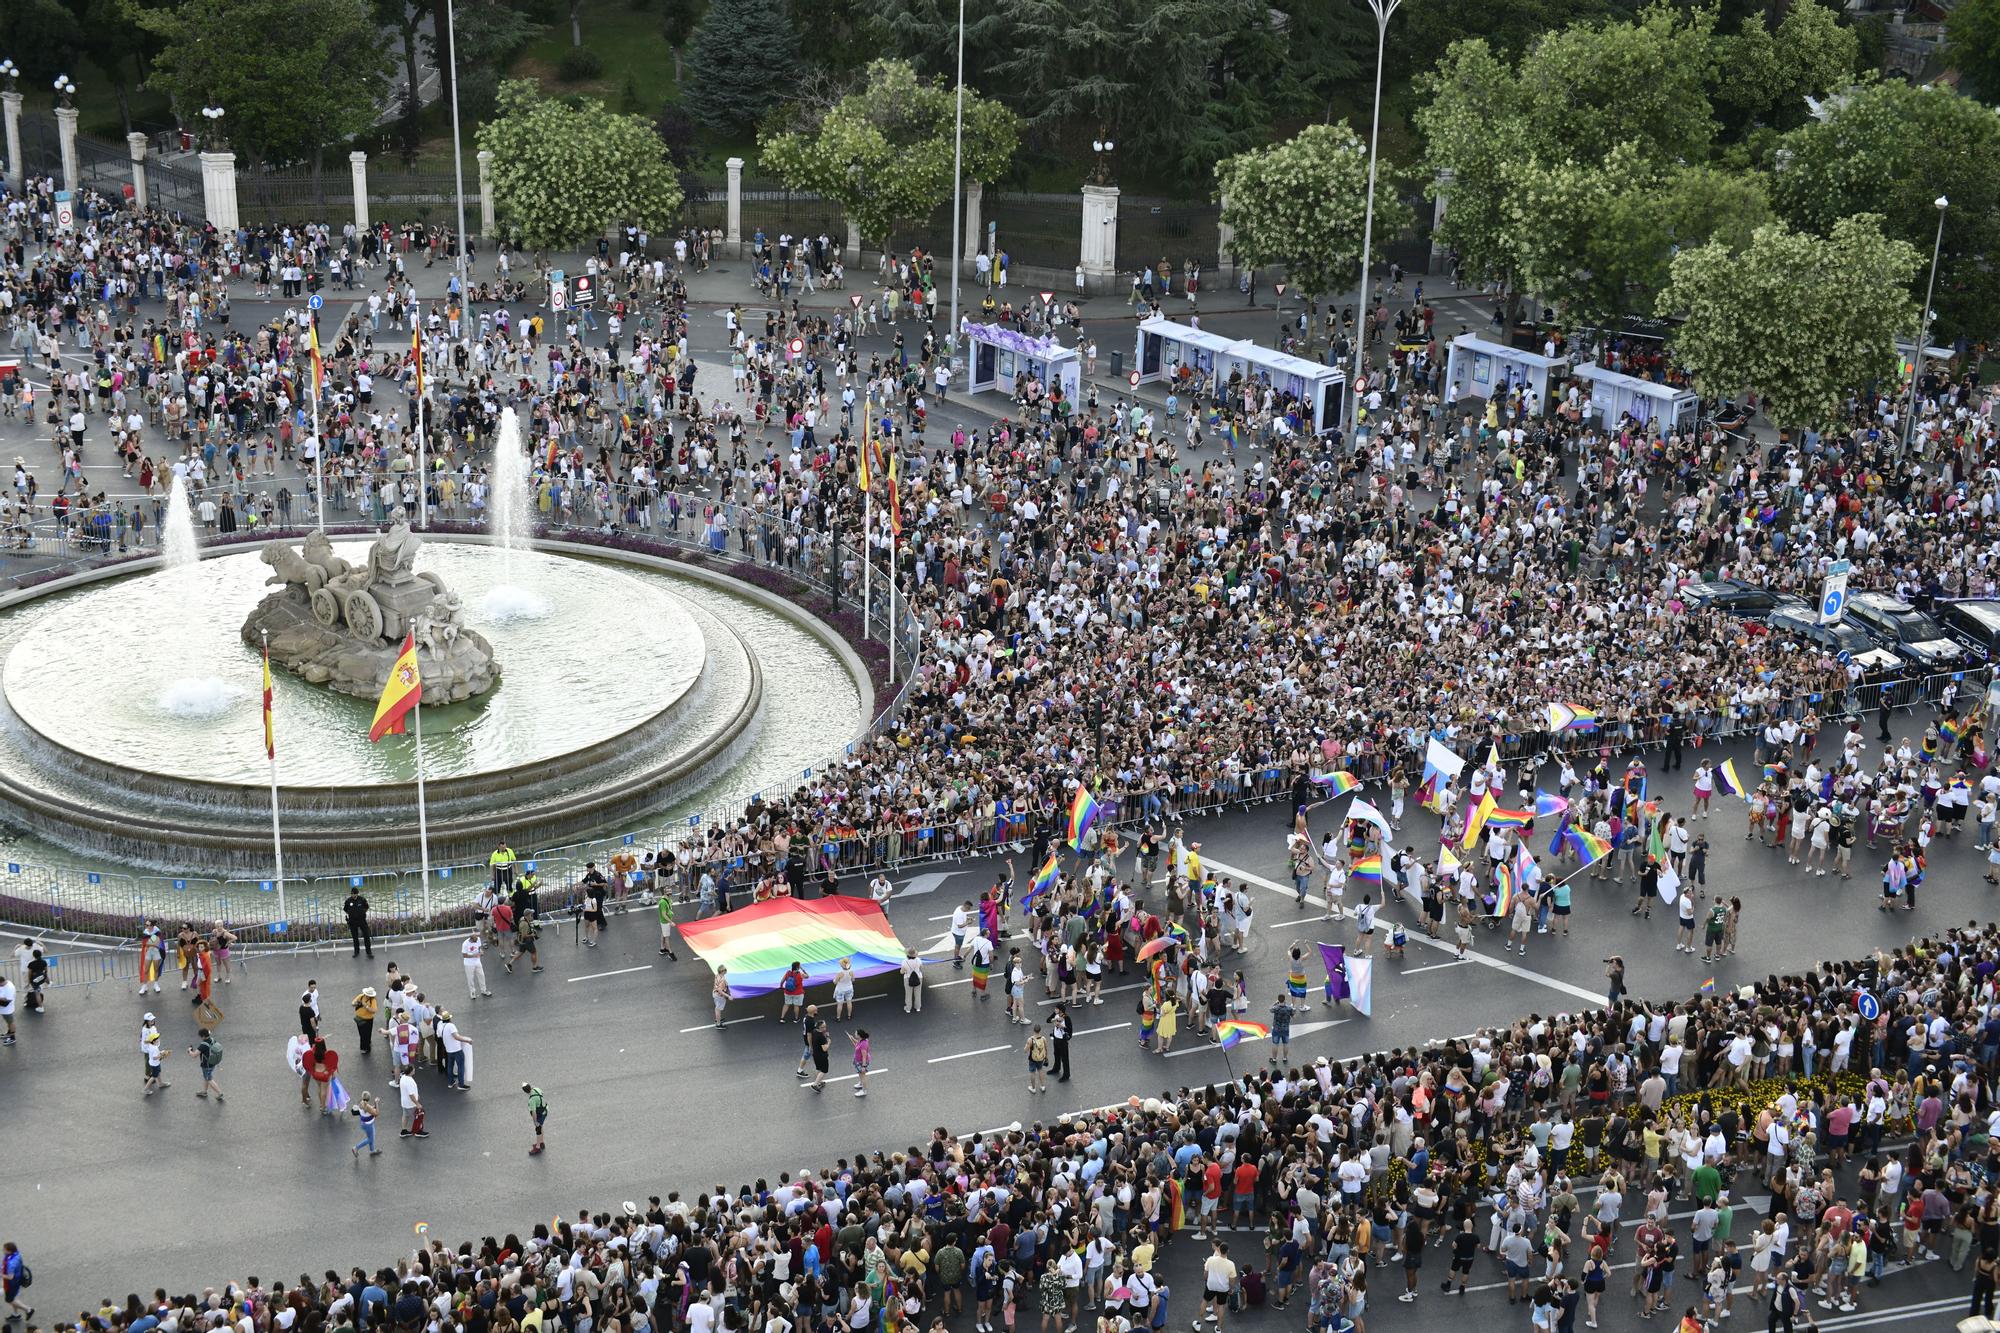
left=0, top=727, right=1982, bottom=1329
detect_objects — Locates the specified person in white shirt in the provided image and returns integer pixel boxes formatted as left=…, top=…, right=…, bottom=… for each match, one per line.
left=398, top=1070, right=425, bottom=1136
left=461, top=934, right=491, bottom=999
left=437, top=1011, right=473, bottom=1089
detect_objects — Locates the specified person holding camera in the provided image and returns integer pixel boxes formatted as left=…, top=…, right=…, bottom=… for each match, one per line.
left=190, top=1028, right=224, bottom=1100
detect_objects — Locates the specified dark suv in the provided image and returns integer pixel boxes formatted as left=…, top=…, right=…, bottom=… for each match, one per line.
left=1844, top=592, right=1971, bottom=671
left=1936, top=599, right=2000, bottom=664
left=1677, top=578, right=1780, bottom=616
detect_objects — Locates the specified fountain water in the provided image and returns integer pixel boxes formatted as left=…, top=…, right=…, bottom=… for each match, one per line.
left=155, top=474, right=244, bottom=719
left=482, top=407, right=550, bottom=622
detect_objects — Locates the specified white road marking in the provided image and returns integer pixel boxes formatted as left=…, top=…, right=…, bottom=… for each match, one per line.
left=677, top=1015, right=764, bottom=1033
left=1402, top=960, right=1468, bottom=975
left=927, top=1044, right=1012, bottom=1064
left=566, top=964, right=653, bottom=983
left=1073, top=1022, right=1131, bottom=1037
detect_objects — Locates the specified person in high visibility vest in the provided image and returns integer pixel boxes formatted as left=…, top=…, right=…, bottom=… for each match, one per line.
left=488, top=842, right=517, bottom=893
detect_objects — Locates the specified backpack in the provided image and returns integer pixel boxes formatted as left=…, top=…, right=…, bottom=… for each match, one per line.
left=16, top=1264, right=30, bottom=1288
left=199, top=1038, right=223, bottom=1066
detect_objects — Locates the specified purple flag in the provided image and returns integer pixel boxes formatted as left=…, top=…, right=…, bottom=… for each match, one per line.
left=1317, top=941, right=1349, bottom=1000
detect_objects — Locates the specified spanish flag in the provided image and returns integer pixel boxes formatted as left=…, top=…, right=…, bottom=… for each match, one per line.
left=306, top=318, right=325, bottom=397
left=856, top=416, right=871, bottom=492
left=411, top=323, right=424, bottom=397
left=262, top=643, right=275, bottom=761
left=368, top=632, right=421, bottom=742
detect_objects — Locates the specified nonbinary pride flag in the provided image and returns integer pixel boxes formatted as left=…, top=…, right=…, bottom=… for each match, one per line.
left=368, top=632, right=421, bottom=741
left=679, top=896, right=906, bottom=996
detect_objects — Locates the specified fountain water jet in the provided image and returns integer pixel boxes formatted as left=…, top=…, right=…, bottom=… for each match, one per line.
left=155, top=475, right=243, bottom=718
left=483, top=407, right=550, bottom=622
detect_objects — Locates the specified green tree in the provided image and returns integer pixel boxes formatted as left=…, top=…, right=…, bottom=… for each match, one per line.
left=1712, top=0, right=1858, bottom=130
left=425, top=0, right=543, bottom=125
left=1516, top=2, right=1719, bottom=168
left=758, top=59, right=1019, bottom=249
left=1771, top=78, right=2000, bottom=339
left=1586, top=163, right=1771, bottom=314
left=65, top=0, right=156, bottom=135
left=683, top=0, right=804, bottom=131
left=0, top=0, right=84, bottom=87
left=1657, top=214, right=1919, bottom=430
left=127, top=0, right=390, bottom=167
left=478, top=79, right=683, bottom=252
left=1214, top=122, right=1407, bottom=300
left=1947, top=0, right=2000, bottom=102
left=1414, top=38, right=1533, bottom=292
left=660, top=0, right=698, bottom=86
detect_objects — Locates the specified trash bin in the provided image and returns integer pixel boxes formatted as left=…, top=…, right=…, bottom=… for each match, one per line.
left=1109, top=350, right=1124, bottom=379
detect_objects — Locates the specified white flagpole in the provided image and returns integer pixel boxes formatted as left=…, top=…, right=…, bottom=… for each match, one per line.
left=263, top=630, right=286, bottom=924
left=889, top=554, right=898, bottom=685
left=413, top=303, right=429, bottom=529
left=863, top=490, right=872, bottom=641
left=310, top=331, right=325, bottom=532
left=413, top=667, right=433, bottom=922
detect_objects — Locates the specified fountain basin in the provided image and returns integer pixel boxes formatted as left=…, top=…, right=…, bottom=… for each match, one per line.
left=0, top=540, right=776, bottom=875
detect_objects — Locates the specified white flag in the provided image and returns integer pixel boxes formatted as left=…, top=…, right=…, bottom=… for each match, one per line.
left=1657, top=862, right=1681, bottom=905
left=1345, top=957, right=1374, bottom=1017
left=1347, top=798, right=1394, bottom=839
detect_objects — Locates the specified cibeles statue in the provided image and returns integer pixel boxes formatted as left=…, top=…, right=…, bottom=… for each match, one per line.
left=243, top=511, right=500, bottom=705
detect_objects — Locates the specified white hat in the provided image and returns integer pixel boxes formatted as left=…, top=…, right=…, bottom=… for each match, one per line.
left=143, top=1011, right=157, bottom=1021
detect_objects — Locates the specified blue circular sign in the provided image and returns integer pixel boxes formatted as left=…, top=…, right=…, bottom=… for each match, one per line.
left=308, top=293, right=324, bottom=311
left=1855, top=991, right=1880, bottom=1021
left=1821, top=588, right=1845, bottom=618
left=1836, top=649, right=1852, bottom=666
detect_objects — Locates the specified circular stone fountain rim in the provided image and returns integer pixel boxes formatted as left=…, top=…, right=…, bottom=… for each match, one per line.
left=0, top=529, right=878, bottom=760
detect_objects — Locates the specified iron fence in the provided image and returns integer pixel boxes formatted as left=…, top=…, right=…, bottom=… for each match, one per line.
left=1116, top=196, right=1220, bottom=273
left=983, top=190, right=1082, bottom=271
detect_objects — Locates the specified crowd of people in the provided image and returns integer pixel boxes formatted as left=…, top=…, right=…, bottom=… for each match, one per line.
left=15, top=919, right=2000, bottom=1333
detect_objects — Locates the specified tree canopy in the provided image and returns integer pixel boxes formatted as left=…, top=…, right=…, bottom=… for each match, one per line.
left=478, top=79, right=683, bottom=252
left=758, top=59, right=1018, bottom=250
left=1214, top=122, right=1407, bottom=300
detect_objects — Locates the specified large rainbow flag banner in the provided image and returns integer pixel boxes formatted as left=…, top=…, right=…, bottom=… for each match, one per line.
left=679, top=896, right=906, bottom=996
left=1311, top=770, right=1360, bottom=797
left=1067, top=784, right=1102, bottom=849
left=1349, top=854, right=1383, bottom=884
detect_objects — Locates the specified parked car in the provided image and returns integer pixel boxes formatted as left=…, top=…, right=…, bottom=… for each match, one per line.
left=1843, top=592, right=1972, bottom=671
left=1935, top=598, right=2000, bottom=664
left=1677, top=578, right=1781, bottom=616
left=1762, top=598, right=1902, bottom=668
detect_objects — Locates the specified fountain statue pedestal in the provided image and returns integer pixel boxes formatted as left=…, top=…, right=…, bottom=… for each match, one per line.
left=243, top=514, right=499, bottom=704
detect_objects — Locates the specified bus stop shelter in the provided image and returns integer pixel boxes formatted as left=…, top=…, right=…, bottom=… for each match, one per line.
left=1443, top=334, right=1570, bottom=407
left=1132, top=317, right=1345, bottom=435
left=1570, top=362, right=1699, bottom=431
left=962, top=323, right=1082, bottom=403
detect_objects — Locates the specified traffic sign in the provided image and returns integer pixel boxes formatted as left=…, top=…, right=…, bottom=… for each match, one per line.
left=549, top=282, right=568, bottom=312
left=308, top=293, right=323, bottom=311
left=1819, top=557, right=1851, bottom=625
left=572, top=274, right=596, bottom=306
left=1274, top=282, right=1286, bottom=298
left=1855, top=990, right=1880, bottom=1021
left=787, top=337, right=805, bottom=359
left=53, top=190, right=74, bottom=232
left=850, top=294, right=863, bottom=309
left=1128, top=370, right=1141, bottom=387
left=1039, top=290, right=1054, bottom=306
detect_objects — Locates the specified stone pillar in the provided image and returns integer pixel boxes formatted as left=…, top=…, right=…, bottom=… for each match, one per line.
left=1430, top=168, right=1453, bottom=273
left=962, top=180, right=984, bottom=268
left=1080, top=183, right=1119, bottom=290
left=476, top=149, right=495, bottom=237
left=54, top=105, right=80, bottom=195
left=725, top=156, right=744, bottom=248
left=846, top=216, right=862, bottom=259
left=1215, top=191, right=1235, bottom=281
left=126, top=132, right=149, bottom=209
left=0, top=91, right=21, bottom=192
left=199, top=150, right=239, bottom=235
left=349, top=150, right=370, bottom=232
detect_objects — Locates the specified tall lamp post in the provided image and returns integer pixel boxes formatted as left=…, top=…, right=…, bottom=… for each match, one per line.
left=200, top=104, right=225, bottom=151
left=945, top=0, right=966, bottom=359
left=443, top=0, right=472, bottom=364
left=1348, top=0, right=1402, bottom=443
left=1902, top=194, right=1947, bottom=450
left=52, top=74, right=75, bottom=108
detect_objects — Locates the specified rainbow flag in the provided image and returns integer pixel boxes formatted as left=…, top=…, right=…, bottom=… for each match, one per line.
left=1486, top=803, right=1534, bottom=832
left=1024, top=850, right=1059, bottom=905
left=1493, top=862, right=1516, bottom=918
left=678, top=896, right=906, bottom=996
left=1715, top=758, right=1746, bottom=798
left=1311, top=770, right=1360, bottom=797
left=1349, top=854, right=1383, bottom=884
left=1941, top=718, right=1963, bottom=747
left=1066, top=785, right=1102, bottom=850
left=1565, top=705, right=1600, bottom=732
left=1214, top=1019, right=1268, bottom=1049
left=1699, top=977, right=1715, bottom=995
left=1564, top=825, right=1612, bottom=867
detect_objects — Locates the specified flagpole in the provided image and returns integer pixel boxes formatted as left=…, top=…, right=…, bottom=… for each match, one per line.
left=263, top=630, right=286, bottom=924
left=413, top=303, right=429, bottom=529
left=889, top=554, right=899, bottom=686
left=413, top=671, right=433, bottom=922
left=310, top=331, right=325, bottom=533
left=862, top=494, right=872, bottom=643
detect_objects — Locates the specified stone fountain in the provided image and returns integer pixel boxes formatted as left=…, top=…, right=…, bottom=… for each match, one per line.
left=242, top=508, right=499, bottom=704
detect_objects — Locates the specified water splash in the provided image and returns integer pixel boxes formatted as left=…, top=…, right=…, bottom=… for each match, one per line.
left=483, top=407, right=550, bottom=621
left=157, top=474, right=238, bottom=717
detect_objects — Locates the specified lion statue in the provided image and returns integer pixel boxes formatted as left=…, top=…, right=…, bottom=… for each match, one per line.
left=261, top=543, right=325, bottom=592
